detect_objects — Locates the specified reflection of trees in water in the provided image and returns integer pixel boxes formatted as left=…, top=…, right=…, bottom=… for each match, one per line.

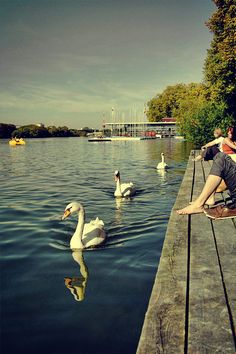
left=64, top=251, right=89, bottom=302
left=144, top=139, right=193, bottom=163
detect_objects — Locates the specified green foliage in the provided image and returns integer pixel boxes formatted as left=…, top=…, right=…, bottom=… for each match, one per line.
left=0, top=124, right=94, bottom=138
left=147, top=83, right=205, bottom=122
left=12, top=125, right=51, bottom=138
left=47, top=126, right=71, bottom=137
left=178, top=103, right=234, bottom=146
left=68, top=129, right=81, bottom=137
left=147, top=0, right=235, bottom=145
left=204, top=0, right=236, bottom=117
left=82, top=127, right=93, bottom=132
left=0, top=123, right=16, bottom=138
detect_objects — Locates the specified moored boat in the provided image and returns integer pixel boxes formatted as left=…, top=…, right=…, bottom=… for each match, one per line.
left=88, top=136, right=111, bottom=142
left=111, top=136, right=141, bottom=141
left=174, top=135, right=185, bottom=140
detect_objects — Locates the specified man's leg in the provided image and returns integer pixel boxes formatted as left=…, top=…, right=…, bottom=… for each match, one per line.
left=216, top=180, right=227, bottom=193
left=204, top=153, right=236, bottom=219
left=177, top=152, right=234, bottom=215
left=203, top=146, right=220, bottom=161
left=177, top=174, right=222, bottom=215
left=213, top=153, right=236, bottom=207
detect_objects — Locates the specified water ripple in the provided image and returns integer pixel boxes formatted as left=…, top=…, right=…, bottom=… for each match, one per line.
left=0, top=138, right=191, bottom=354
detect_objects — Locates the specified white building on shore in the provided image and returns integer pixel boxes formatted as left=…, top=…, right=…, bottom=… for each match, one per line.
left=105, top=118, right=177, bottom=137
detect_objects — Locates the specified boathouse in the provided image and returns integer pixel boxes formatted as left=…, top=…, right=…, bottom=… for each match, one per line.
left=105, top=118, right=177, bottom=137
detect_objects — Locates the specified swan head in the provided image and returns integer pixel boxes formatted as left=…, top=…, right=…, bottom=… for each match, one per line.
left=161, top=152, right=164, bottom=157
left=61, top=202, right=82, bottom=220
left=114, top=170, right=120, bottom=181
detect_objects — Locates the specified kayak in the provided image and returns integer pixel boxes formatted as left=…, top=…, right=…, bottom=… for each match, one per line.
left=9, top=139, right=26, bottom=146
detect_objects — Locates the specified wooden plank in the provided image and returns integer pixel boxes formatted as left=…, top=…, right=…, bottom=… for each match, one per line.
left=136, top=154, right=194, bottom=354
left=137, top=151, right=236, bottom=353
left=211, top=219, right=236, bottom=341
left=201, top=159, right=212, bottom=177
left=188, top=159, right=235, bottom=353
left=202, top=155, right=236, bottom=337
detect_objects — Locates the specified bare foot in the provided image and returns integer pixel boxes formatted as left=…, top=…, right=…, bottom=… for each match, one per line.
left=177, top=203, right=204, bottom=215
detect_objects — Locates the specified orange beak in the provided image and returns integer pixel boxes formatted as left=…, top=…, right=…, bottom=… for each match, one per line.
left=61, top=209, right=71, bottom=220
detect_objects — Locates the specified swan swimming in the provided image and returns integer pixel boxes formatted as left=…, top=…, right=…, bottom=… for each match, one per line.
left=114, top=170, right=136, bottom=197
left=61, top=202, right=106, bottom=249
left=157, top=153, right=169, bottom=170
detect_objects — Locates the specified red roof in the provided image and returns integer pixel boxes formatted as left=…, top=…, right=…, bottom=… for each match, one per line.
left=161, top=117, right=176, bottom=122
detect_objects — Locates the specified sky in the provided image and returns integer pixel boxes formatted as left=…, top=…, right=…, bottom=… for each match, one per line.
left=0, top=0, right=215, bottom=129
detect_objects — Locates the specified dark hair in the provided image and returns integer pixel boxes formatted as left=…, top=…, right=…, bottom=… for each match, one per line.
left=227, top=127, right=236, bottom=141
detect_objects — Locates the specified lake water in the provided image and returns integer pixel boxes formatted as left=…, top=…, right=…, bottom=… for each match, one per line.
left=0, top=138, right=192, bottom=354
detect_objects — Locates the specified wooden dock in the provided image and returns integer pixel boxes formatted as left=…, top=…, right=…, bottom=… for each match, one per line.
left=137, top=151, right=236, bottom=354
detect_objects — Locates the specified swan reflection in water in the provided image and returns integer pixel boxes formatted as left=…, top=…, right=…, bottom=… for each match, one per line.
left=115, top=196, right=132, bottom=210
left=156, top=168, right=167, bottom=183
left=114, top=196, right=133, bottom=224
left=64, top=250, right=89, bottom=302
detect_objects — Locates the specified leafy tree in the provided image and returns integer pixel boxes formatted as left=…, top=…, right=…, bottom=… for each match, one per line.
left=147, top=84, right=185, bottom=121
left=82, top=127, right=93, bottom=133
left=13, top=125, right=50, bottom=138
left=147, top=0, right=235, bottom=145
left=178, top=103, right=234, bottom=146
left=7, top=124, right=90, bottom=138
left=0, top=123, right=96, bottom=139
left=0, top=123, right=16, bottom=138
left=47, top=126, right=58, bottom=136
left=69, top=129, right=81, bottom=137
left=147, top=83, right=205, bottom=122
left=53, top=126, right=70, bottom=137
left=204, top=0, right=236, bottom=118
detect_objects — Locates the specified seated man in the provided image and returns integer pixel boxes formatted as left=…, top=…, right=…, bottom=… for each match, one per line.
left=177, top=152, right=236, bottom=219
left=193, top=128, right=224, bottom=162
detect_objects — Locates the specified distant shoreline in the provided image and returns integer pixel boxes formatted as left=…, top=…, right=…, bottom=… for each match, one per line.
left=0, top=123, right=99, bottom=139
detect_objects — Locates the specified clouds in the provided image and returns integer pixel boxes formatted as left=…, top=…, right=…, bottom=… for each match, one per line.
left=0, top=0, right=215, bottom=127
left=0, top=79, right=153, bottom=115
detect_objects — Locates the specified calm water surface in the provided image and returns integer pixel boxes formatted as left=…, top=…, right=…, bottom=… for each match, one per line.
left=0, top=138, right=192, bottom=354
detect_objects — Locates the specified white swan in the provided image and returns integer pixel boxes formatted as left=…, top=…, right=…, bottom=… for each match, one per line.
left=157, top=153, right=169, bottom=169
left=61, top=202, right=106, bottom=249
left=114, top=170, right=136, bottom=197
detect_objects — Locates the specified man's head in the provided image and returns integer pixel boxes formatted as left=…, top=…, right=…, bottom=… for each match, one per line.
left=214, top=128, right=223, bottom=138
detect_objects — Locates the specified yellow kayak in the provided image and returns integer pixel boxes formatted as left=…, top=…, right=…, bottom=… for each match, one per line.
left=9, top=139, right=26, bottom=146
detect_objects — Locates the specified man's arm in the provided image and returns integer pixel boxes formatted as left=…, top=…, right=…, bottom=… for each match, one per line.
left=202, top=138, right=219, bottom=149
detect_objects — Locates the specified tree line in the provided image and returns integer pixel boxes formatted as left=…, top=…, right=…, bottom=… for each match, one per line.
left=0, top=123, right=94, bottom=139
left=147, top=0, right=235, bottom=145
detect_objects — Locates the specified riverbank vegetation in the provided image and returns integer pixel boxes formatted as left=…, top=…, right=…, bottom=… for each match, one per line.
left=0, top=123, right=16, bottom=139
left=147, top=0, right=235, bottom=145
left=0, top=123, right=94, bottom=139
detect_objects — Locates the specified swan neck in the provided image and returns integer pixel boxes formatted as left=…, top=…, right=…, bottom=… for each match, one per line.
left=162, top=155, right=165, bottom=163
left=72, top=206, right=85, bottom=249
left=116, top=177, right=122, bottom=195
